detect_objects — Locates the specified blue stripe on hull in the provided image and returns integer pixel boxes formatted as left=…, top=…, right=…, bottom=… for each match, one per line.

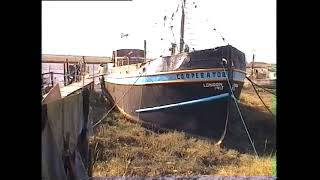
left=105, top=71, right=245, bottom=85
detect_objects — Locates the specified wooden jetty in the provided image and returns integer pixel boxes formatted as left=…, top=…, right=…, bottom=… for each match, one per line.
left=42, top=78, right=93, bottom=104
left=60, top=78, right=93, bottom=97
left=42, top=54, right=112, bottom=64
left=42, top=54, right=155, bottom=64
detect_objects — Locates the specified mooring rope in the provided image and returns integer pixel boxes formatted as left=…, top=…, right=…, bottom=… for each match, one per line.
left=137, top=80, right=143, bottom=122
left=92, top=72, right=146, bottom=128
left=246, top=76, right=276, bottom=96
left=215, top=99, right=230, bottom=145
left=247, top=77, right=276, bottom=118
left=221, top=61, right=259, bottom=157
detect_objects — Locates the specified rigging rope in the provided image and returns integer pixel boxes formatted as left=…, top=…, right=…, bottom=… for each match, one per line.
left=170, top=26, right=178, bottom=48
left=92, top=72, right=145, bottom=127
left=221, top=62, right=259, bottom=157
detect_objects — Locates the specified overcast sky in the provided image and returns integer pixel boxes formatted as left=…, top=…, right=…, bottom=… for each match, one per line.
left=42, top=0, right=276, bottom=63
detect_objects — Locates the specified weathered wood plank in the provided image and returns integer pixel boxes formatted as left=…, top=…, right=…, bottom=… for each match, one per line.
left=60, top=79, right=93, bottom=98
left=42, top=54, right=112, bottom=64
left=42, top=84, right=62, bottom=104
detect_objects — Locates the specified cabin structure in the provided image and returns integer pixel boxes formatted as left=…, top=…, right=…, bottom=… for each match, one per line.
left=113, top=49, right=146, bottom=66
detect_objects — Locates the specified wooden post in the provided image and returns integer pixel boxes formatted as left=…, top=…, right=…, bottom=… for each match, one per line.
left=251, top=54, right=255, bottom=77
left=82, top=56, right=85, bottom=87
left=50, top=72, right=54, bottom=87
left=63, top=62, right=66, bottom=86
left=75, top=64, right=77, bottom=82
left=75, top=57, right=78, bottom=82
left=66, top=58, right=69, bottom=85
left=114, top=50, right=117, bottom=67
left=92, top=64, right=94, bottom=89
left=83, top=56, right=86, bottom=75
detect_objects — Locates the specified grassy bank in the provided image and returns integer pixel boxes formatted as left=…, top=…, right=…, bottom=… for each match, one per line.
left=240, top=87, right=274, bottom=110
left=272, top=156, right=277, bottom=176
left=91, top=114, right=272, bottom=176
left=89, top=89, right=276, bottom=177
left=271, top=96, right=276, bottom=115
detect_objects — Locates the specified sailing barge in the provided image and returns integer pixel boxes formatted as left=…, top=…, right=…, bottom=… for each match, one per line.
left=101, top=0, right=246, bottom=139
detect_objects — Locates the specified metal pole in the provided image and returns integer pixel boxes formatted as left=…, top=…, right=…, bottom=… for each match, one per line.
left=179, top=0, right=186, bottom=53
left=144, top=40, right=147, bottom=62
left=228, top=46, right=234, bottom=91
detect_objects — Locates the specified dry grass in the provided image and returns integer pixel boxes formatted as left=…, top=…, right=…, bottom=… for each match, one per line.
left=91, top=114, right=273, bottom=177
left=240, top=86, right=275, bottom=111
left=89, top=90, right=276, bottom=177
left=214, top=155, right=272, bottom=176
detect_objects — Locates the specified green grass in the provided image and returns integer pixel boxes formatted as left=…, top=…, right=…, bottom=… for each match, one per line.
left=271, top=95, right=276, bottom=116
left=271, top=155, right=276, bottom=176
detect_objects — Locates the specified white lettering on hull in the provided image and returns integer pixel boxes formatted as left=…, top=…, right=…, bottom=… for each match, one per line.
left=203, top=83, right=239, bottom=91
left=203, top=82, right=224, bottom=90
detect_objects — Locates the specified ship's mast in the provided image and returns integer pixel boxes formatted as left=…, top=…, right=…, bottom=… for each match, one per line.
left=179, top=0, right=186, bottom=53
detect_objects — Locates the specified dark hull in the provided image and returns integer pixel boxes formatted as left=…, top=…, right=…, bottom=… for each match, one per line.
left=103, top=45, right=246, bottom=139
left=104, top=80, right=244, bottom=139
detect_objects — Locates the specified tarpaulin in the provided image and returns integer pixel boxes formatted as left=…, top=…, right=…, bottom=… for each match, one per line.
left=42, top=91, right=90, bottom=180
